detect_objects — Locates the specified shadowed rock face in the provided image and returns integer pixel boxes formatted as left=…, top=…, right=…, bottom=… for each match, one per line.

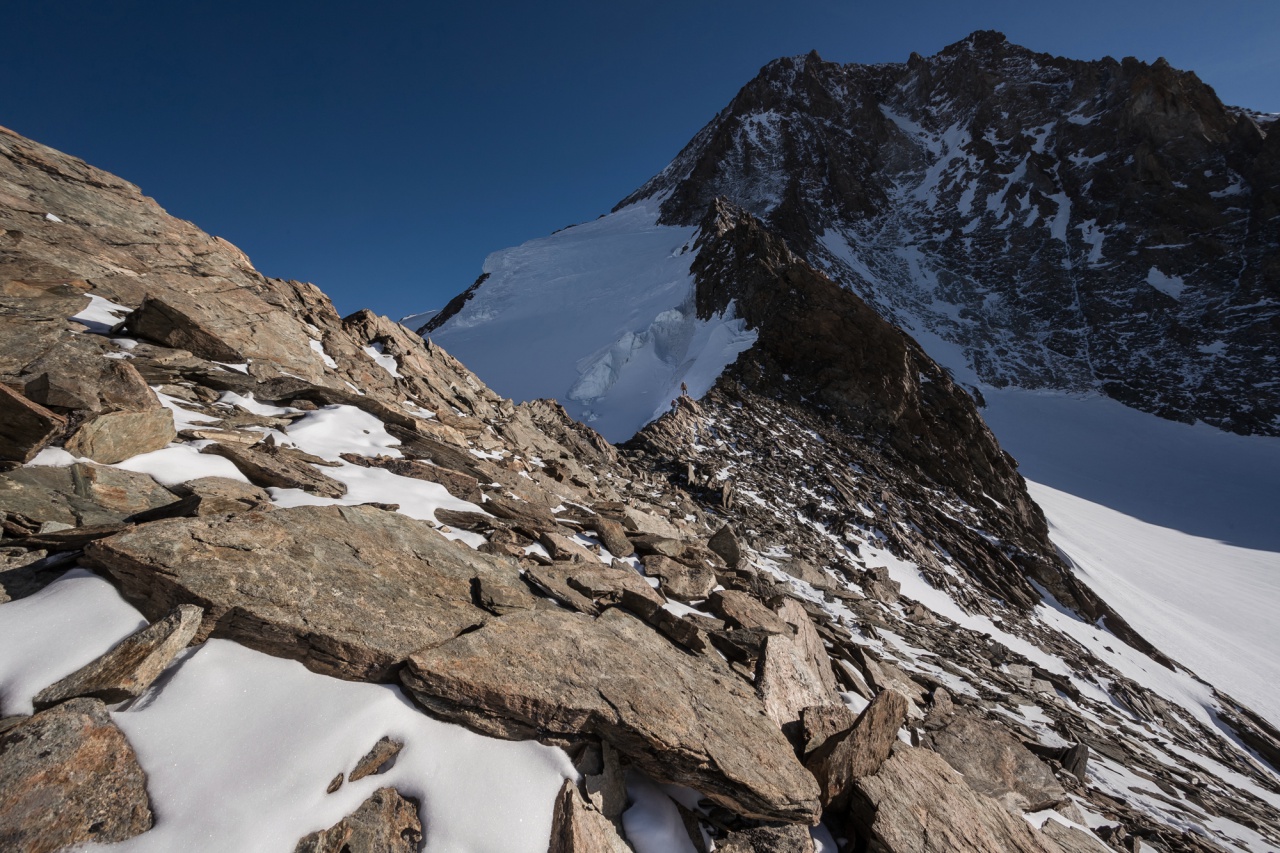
left=621, top=34, right=1280, bottom=437
left=689, top=199, right=1040, bottom=535
left=635, top=200, right=1167, bottom=650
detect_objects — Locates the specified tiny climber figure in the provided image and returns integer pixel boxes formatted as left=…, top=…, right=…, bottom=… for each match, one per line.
left=680, top=381, right=688, bottom=396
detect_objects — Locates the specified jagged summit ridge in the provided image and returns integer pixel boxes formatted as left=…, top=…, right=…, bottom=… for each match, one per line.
left=610, top=31, right=1280, bottom=435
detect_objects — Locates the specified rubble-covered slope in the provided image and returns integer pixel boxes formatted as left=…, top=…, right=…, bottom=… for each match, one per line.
left=620, top=31, right=1280, bottom=436
left=2, top=120, right=1279, bottom=853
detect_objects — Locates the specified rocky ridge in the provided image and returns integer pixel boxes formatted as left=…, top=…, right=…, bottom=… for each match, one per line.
left=0, top=111, right=1278, bottom=853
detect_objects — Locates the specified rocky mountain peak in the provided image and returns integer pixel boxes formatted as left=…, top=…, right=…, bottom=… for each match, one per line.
left=610, top=35, right=1279, bottom=436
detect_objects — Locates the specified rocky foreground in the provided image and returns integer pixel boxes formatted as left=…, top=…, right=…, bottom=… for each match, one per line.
left=1, top=119, right=1279, bottom=853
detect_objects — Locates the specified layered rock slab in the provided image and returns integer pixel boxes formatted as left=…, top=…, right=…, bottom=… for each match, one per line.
left=402, top=606, right=822, bottom=824
left=83, top=504, right=510, bottom=680
left=921, top=713, right=1073, bottom=814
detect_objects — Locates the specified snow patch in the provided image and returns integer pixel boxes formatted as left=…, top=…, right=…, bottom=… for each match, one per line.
left=1146, top=267, right=1186, bottom=300
left=70, top=294, right=131, bottom=334
left=424, top=202, right=753, bottom=442
left=363, top=343, right=403, bottom=378
left=310, top=338, right=338, bottom=368
left=0, top=572, right=575, bottom=853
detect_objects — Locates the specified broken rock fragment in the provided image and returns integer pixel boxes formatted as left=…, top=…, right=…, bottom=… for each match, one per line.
left=645, top=553, right=716, bottom=601
left=349, top=736, right=403, bottom=782
left=33, top=603, right=203, bottom=710
left=806, top=688, right=908, bottom=809
left=201, top=441, right=347, bottom=497
left=548, top=779, right=632, bottom=853
left=0, top=382, right=65, bottom=464
left=707, top=589, right=789, bottom=634
left=590, top=516, right=634, bottom=558
left=707, top=523, right=742, bottom=568
left=716, top=824, right=816, bottom=853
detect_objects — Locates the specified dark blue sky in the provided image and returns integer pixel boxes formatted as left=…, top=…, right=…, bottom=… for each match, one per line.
left=4, top=1, right=1277, bottom=319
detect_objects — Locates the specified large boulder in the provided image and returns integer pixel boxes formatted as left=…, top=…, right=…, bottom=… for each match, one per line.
left=402, top=607, right=822, bottom=824
left=0, top=698, right=153, bottom=852
left=921, top=714, right=1074, bottom=814
left=83, top=504, right=513, bottom=681
left=849, top=746, right=1064, bottom=853
left=1, top=463, right=177, bottom=530
left=21, top=335, right=155, bottom=413
left=64, top=407, right=176, bottom=464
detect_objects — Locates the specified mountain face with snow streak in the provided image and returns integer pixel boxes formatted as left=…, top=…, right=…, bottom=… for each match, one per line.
left=428, top=30, right=1280, bottom=438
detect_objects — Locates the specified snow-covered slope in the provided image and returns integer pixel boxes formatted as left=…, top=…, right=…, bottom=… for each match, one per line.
left=982, top=389, right=1280, bottom=726
left=416, top=202, right=755, bottom=441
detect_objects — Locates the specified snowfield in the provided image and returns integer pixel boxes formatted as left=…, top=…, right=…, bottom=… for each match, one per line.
left=982, top=389, right=1280, bottom=727
left=422, top=201, right=756, bottom=442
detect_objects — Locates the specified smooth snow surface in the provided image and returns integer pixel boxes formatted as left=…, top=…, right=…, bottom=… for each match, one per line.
left=425, top=202, right=756, bottom=441
left=363, top=342, right=403, bottom=378
left=0, top=570, right=146, bottom=715
left=309, top=338, right=338, bottom=368
left=0, top=572, right=576, bottom=853
left=281, top=404, right=402, bottom=461
left=982, top=389, right=1280, bottom=725
left=114, top=442, right=251, bottom=487
left=621, top=770, right=697, bottom=853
